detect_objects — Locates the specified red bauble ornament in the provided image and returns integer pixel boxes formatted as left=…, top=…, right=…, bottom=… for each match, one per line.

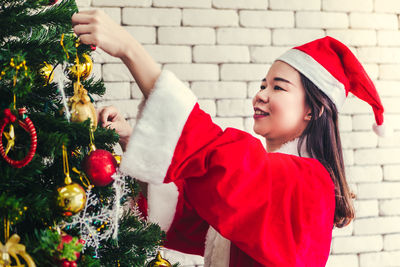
left=49, top=0, right=58, bottom=5
left=60, top=259, right=77, bottom=267
left=83, top=149, right=117, bottom=187
left=61, top=234, right=73, bottom=244
left=61, top=260, right=70, bottom=267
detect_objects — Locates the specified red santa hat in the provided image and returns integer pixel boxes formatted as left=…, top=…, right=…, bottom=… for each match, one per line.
left=276, top=36, right=390, bottom=137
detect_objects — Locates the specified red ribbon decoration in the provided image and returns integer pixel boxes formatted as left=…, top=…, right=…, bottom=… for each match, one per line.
left=0, top=108, right=37, bottom=168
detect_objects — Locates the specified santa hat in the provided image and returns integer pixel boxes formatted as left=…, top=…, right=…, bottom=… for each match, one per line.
left=276, top=36, right=390, bottom=137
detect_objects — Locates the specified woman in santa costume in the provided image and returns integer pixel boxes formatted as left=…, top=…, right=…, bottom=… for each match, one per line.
left=72, top=10, right=388, bottom=267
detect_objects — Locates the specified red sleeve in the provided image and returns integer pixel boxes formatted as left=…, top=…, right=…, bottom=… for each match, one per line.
left=136, top=179, right=209, bottom=256
left=162, top=180, right=209, bottom=256
left=137, top=192, right=148, bottom=219
left=165, top=104, right=336, bottom=266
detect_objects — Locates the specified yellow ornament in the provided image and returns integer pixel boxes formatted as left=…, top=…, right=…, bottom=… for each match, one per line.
left=56, top=182, right=86, bottom=216
left=145, top=251, right=172, bottom=267
left=67, top=54, right=93, bottom=81
left=39, top=62, right=54, bottom=84
left=3, top=124, right=15, bottom=156
left=57, top=144, right=86, bottom=216
left=68, top=81, right=97, bottom=128
left=112, top=154, right=121, bottom=165
left=0, top=234, right=36, bottom=267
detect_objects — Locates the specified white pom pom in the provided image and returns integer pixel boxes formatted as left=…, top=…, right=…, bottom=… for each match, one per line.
left=372, top=122, right=393, bottom=137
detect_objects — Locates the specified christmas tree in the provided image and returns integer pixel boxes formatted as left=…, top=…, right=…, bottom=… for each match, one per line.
left=0, top=0, right=175, bottom=266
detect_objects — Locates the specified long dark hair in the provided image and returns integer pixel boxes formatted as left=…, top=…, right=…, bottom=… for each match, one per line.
left=298, top=73, right=355, bottom=228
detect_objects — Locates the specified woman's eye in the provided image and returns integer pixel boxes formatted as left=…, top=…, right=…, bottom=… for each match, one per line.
left=260, top=85, right=266, bottom=90
left=274, top=85, right=284, bottom=91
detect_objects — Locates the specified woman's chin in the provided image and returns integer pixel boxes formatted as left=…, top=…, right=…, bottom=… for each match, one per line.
left=253, top=126, right=270, bottom=137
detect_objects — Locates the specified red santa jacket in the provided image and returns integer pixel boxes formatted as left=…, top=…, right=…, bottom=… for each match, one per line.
left=120, top=70, right=336, bottom=267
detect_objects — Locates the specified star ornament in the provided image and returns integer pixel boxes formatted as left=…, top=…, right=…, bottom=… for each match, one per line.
left=3, top=124, right=15, bottom=155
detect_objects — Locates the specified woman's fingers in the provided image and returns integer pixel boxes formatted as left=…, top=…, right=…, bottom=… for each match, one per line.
left=73, top=24, right=95, bottom=36
left=72, top=17, right=99, bottom=46
left=72, top=9, right=132, bottom=58
left=98, top=106, right=119, bottom=127
left=78, top=33, right=100, bottom=47
left=96, top=106, right=133, bottom=149
left=71, top=12, right=95, bottom=25
left=97, top=108, right=109, bottom=127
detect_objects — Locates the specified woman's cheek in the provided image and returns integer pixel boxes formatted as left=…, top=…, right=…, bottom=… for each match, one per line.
left=273, top=103, right=297, bottom=130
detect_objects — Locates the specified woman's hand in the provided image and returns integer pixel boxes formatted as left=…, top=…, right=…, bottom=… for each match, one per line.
left=72, top=10, right=134, bottom=59
left=97, top=106, right=133, bottom=151
left=72, top=9, right=161, bottom=99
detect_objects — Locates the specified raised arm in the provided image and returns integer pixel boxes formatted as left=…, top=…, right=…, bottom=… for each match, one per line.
left=72, top=10, right=161, bottom=99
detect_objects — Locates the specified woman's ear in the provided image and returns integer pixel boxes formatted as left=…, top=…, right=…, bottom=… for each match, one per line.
left=304, top=107, right=312, bottom=121
left=304, top=106, right=324, bottom=121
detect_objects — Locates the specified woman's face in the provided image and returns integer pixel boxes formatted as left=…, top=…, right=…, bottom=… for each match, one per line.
left=252, top=60, right=311, bottom=143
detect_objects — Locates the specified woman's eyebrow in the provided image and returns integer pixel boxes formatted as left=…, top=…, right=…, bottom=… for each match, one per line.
left=274, top=77, right=293, bottom=85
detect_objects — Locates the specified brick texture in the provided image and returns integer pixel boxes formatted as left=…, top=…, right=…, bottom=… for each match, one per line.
left=270, top=0, right=320, bottom=10
left=296, top=12, right=348, bottom=29
left=322, top=0, right=373, bottom=12
left=153, top=0, right=211, bottom=8
left=213, top=0, right=268, bottom=9
left=159, top=27, right=215, bottom=45
left=182, top=9, right=238, bottom=27
left=240, top=10, right=294, bottom=28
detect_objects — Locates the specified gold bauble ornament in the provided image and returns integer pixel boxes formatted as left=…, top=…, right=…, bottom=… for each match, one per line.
left=39, top=62, right=54, bottom=84
left=56, top=182, right=86, bottom=216
left=68, top=81, right=97, bottom=128
left=145, top=251, right=172, bottom=267
left=67, top=54, right=93, bottom=81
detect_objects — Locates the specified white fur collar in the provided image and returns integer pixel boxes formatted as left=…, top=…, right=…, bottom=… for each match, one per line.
left=204, top=227, right=230, bottom=267
left=273, top=136, right=311, bottom=158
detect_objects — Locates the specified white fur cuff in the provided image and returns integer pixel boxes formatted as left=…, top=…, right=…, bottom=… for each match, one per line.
left=147, top=183, right=179, bottom=231
left=120, top=70, right=197, bottom=184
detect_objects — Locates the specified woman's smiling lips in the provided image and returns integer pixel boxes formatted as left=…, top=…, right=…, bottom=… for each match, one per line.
left=253, top=107, right=270, bottom=119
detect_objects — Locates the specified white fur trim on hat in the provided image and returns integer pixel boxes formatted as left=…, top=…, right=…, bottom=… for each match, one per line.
left=372, top=122, right=393, bottom=137
left=276, top=48, right=347, bottom=111
left=120, top=69, right=197, bottom=184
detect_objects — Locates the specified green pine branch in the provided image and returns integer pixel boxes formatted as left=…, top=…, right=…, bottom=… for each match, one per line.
left=0, top=0, right=77, bottom=41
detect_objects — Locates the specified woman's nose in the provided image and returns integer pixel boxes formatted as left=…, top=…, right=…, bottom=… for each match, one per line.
left=255, top=87, right=269, bottom=103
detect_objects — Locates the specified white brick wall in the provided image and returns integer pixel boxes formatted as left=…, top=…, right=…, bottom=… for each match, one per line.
left=240, top=10, right=294, bottom=28
left=213, top=0, right=267, bottom=9
left=193, top=45, right=250, bottom=63
left=122, top=8, right=181, bottom=26
left=158, top=27, right=215, bottom=45
left=85, top=1, right=400, bottom=266
left=322, top=0, right=373, bottom=12
left=296, top=12, right=349, bottom=29
left=182, top=9, right=238, bottom=27
left=350, top=13, right=398, bottom=30
left=217, top=27, right=271, bottom=45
